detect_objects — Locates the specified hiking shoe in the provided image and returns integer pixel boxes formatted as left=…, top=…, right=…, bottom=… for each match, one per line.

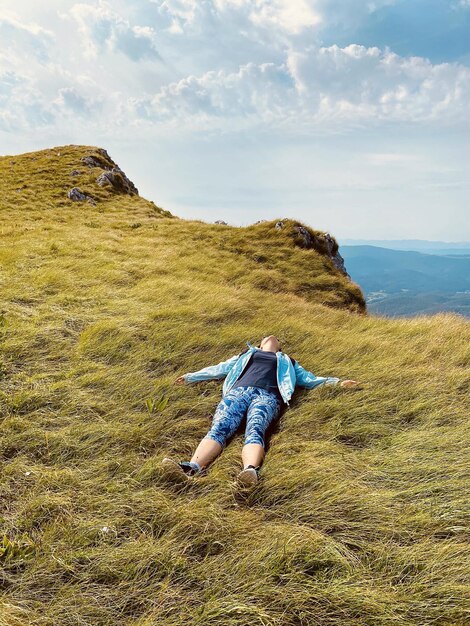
left=237, top=465, right=260, bottom=486
left=161, top=458, right=201, bottom=480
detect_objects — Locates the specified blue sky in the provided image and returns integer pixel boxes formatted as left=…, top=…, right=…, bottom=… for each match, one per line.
left=0, top=0, right=469, bottom=240
left=320, top=0, right=470, bottom=64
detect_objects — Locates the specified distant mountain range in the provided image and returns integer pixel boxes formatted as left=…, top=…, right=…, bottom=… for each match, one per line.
left=340, top=244, right=470, bottom=318
left=340, top=239, right=470, bottom=256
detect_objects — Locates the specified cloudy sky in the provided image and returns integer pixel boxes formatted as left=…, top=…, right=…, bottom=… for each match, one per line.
left=1, top=0, right=469, bottom=240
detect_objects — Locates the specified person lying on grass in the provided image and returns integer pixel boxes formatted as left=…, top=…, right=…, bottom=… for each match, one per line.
left=162, top=335, right=360, bottom=486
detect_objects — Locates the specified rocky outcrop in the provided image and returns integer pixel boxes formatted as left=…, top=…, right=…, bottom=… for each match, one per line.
left=96, top=168, right=138, bottom=195
left=275, top=219, right=350, bottom=278
left=316, top=232, right=349, bottom=277
left=81, top=149, right=114, bottom=171
left=80, top=148, right=139, bottom=196
left=67, top=187, right=96, bottom=205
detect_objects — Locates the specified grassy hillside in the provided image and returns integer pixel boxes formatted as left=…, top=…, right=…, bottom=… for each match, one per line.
left=0, top=145, right=468, bottom=626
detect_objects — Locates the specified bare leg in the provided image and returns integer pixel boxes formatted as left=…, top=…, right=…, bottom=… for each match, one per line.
left=242, top=443, right=264, bottom=469
left=190, top=437, right=223, bottom=469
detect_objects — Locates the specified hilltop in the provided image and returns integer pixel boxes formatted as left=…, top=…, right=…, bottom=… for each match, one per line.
left=0, top=144, right=173, bottom=218
left=0, top=146, right=468, bottom=626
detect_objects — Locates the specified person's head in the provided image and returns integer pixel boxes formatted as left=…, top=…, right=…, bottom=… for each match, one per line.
left=259, top=335, right=282, bottom=353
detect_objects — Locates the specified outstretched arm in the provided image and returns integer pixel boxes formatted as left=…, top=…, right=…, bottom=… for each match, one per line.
left=294, top=361, right=340, bottom=389
left=176, top=352, right=241, bottom=384
left=294, top=361, right=361, bottom=389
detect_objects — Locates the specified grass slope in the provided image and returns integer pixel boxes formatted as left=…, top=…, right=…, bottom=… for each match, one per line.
left=0, top=146, right=468, bottom=626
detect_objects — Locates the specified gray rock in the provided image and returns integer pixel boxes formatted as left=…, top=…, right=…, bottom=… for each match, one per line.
left=278, top=221, right=350, bottom=277
left=70, top=170, right=81, bottom=176
left=96, top=167, right=138, bottom=196
left=80, top=149, right=139, bottom=196
left=82, top=155, right=111, bottom=169
left=318, top=232, right=349, bottom=276
left=81, top=149, right=114, bottom=170
left=96, top=148, right=112, bottom=160
left=67, top=187, right=96, bottom=205
left=67, top=187, right=88, bottom=202
left=214, top=220, right=228, bottom=225
left=293, top=225, right=314, bottom=247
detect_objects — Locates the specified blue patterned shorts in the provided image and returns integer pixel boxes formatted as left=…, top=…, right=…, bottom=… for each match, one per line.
left=204, top=386, right=282, bottom=448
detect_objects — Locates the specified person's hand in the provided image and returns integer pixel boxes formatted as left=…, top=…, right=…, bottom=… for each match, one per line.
left=340, top=379, right=361, bottom=388
left=174, top=375, right=186, bottom=385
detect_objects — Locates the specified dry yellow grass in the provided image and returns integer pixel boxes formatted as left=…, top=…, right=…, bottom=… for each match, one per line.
left=0, top=145, right=468, bottom=625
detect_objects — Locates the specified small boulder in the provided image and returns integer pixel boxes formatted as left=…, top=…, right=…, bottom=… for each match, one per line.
left=67, top=187, right=88, bottom=201
left=293, top=225, right=314, bottom=247
left=82, top=155, right=111, bottom=169
left=81, top=148, right=115, bottom=170
left=67, top=187, right=96, bottom=204
left=275, top=220, right=350, bottom=278
left=80, top=149, right=139, bottom=196
left=96, top=167, right=138, bottom=196
left=214, top=220, right=228, bottom=225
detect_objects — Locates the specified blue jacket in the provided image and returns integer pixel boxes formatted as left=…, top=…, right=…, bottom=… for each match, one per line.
left=183, top=341, right=340, bottom=407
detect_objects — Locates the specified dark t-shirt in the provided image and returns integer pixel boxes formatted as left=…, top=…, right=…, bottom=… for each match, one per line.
left=233, top=350, right=295, bottom=407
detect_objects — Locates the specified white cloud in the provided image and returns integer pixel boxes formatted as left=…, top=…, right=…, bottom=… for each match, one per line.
left=0, top=69, right=100, bottom=132
left=68, top=2, right=161, bottom=61
left=129, top=61, right=295, bottom=123
left=1, top=2, right=468, bottom=136
left=154, top=0, right=320, bottom=37
left=0, top=13, right=53, bottom=64
left=315, top=0, right=398, bottom=27
left=0, top=69, right=55, bottom=132
left=124, top=44, right=470, bottom=131
left=152, top=0, right=398, bottom=38
left=244, top=0, right=322, bottom=34
left=287, top=45, right=470, bottom=123
left=53, top=87, right=101, bottom=117
left=0, top=70, right=23, bottom=98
